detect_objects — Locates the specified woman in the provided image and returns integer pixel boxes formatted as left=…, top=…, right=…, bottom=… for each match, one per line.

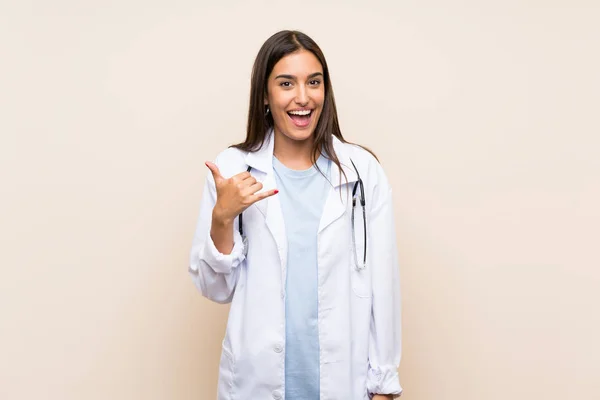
left=189, top=30, right=402, bottom=400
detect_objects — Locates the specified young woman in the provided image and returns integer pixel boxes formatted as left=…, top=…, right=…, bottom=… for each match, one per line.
left=189, top=30, right=402, bottom=400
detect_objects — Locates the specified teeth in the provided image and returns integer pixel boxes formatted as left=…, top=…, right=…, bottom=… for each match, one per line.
left=288, top=110, right=311, bottom=116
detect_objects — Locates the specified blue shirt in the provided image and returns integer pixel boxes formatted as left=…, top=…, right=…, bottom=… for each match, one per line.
left=273, top=154, right=331, bottom=400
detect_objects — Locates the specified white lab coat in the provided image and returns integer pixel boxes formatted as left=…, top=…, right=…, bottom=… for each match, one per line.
left=189, top=131, right=402, bottom=399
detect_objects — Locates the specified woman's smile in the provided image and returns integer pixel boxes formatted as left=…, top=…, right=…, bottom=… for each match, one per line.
left=287, top=108, right=314, bottom=128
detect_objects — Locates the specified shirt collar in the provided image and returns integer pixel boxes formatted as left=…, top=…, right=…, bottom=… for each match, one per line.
left=244, top=128, right=359, bottom=187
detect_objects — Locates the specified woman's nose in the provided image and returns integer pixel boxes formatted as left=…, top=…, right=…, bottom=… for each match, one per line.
left=295, top=86, right=309, bottom=106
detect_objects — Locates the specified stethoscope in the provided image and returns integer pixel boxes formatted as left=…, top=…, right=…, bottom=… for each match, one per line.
left=238, top=159, right=367, bottom=270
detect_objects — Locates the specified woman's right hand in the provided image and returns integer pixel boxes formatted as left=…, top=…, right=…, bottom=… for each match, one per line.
left=206, top=161, right=278, bottom=225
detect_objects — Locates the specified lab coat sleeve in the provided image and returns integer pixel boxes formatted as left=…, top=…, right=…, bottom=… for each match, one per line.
left=188, top=162, right=245, bottom=304
left=366, top=183, right=403, bottom=397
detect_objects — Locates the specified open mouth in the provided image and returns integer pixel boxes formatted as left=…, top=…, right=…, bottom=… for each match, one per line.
left=287, top=109, right=313, bottom=128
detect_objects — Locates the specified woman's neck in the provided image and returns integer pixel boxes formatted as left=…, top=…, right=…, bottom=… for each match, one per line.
left=273, top=130, right=319, bottom=170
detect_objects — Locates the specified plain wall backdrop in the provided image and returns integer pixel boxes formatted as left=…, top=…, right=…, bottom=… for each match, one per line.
left=1, top=0, right=599, bottom=399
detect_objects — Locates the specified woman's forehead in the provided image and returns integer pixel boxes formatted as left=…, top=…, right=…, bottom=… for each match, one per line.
left=271, top=50, right=323, bottom=77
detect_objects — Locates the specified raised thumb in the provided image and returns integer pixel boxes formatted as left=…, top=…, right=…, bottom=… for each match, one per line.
left=205, top=161, right=223, bottom=183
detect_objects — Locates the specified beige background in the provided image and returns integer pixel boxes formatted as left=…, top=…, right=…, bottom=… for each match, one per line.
left=1, top=0, right=599, bottom=399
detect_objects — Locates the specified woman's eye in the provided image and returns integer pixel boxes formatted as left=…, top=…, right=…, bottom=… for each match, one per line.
left=280, top=81, right=292, bottom=87
left=309, top=80, right=321, bottom=86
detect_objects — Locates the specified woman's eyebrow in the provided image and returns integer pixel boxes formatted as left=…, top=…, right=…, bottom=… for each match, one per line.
left=275, top=72, right=324, bottom=80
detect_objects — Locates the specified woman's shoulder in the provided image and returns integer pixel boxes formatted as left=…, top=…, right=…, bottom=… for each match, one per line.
left=340, top=142, right=378, bottom=165
left=338, top=141, right=392, bottom=197
left=338, top=141, right=385, bottom=178
left=212, top=146, right=249, bottom=179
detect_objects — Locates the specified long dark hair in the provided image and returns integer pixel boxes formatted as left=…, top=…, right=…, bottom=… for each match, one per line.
left=231, top=30, right=377, bottom=181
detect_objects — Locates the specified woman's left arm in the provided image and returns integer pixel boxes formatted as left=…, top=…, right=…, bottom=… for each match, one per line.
left=372, top=395, right=394, bottom=400
left=366, top=171, right=403, bottom=398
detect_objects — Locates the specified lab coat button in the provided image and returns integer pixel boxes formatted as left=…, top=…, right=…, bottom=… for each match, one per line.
left=273, top=343, right=283, bottom=353
left=272, top=391, right=282, bottom=400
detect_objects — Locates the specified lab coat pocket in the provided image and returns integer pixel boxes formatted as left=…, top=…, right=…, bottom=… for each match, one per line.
left=217, top=340, right=235, bottom=400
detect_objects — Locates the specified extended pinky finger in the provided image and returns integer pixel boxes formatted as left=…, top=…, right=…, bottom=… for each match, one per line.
left=253, top=188, right=279, bottom=203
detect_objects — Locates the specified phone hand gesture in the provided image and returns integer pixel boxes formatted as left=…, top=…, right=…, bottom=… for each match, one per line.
left=206, top=161, right=278, bottom=223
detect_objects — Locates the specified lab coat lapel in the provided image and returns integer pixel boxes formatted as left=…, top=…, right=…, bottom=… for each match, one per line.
left=263, top=173, right=287, bottom=273
left=253, top=170, right=286, bottom=260
left=244, top=128, right=274, bottom=220
left=244, top=131, right=287, bottom=276
left=318, top=185, right=348, bottom=233
left=318, top=136, right=359, bottom=233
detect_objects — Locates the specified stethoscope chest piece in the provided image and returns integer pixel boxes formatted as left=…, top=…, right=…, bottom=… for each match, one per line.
left=242, top=235, right=249, bottom=257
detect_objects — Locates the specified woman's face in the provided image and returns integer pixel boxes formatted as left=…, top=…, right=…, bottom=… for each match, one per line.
left=265, top=49, right=325, bottom=143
